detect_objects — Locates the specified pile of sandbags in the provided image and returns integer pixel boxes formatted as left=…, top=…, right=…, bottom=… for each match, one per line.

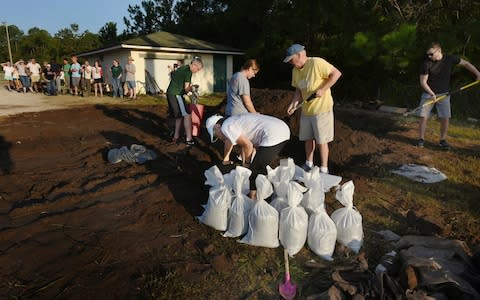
left=197, top=158, right=364, bottom=259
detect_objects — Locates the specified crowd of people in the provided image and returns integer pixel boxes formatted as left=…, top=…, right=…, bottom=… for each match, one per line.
left=2, top=56, right=137, bottom=99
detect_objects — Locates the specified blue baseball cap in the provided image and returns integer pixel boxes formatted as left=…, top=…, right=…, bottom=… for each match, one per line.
left=283, top=44, right=305, bottom=63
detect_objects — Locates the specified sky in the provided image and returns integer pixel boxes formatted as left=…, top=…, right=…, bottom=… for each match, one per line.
left=3, top=0, right=144, bottom=35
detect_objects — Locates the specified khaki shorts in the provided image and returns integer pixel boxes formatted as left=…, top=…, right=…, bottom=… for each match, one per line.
left=30, top=74, right=40, bottom=83
left=299, top=111, right=334, bottom=144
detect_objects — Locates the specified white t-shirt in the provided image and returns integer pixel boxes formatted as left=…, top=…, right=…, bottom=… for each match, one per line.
left=83, top=65, right=92, bottom=79
left=221, top=114, right=290, bottom=147
left=3, top=65, right=14, bottom=77
left=27, top=62, right=41, bottom=75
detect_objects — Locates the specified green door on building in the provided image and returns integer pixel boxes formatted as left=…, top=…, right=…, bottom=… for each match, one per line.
left=213, top=55, right=227, bottom=93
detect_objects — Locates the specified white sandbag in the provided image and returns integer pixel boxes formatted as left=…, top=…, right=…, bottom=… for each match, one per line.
left=239, top=175, right=279, bottom=248
left=267, top=158, right=296, bottom=213
left=270, top=197, right=289, bottom=213
left=223, top=167, right=255, bottom=238
left=197, top=165, right=233, bottom=231
left=297, top=165, right=342, bottom=192
left=197, top=184, right=232, bottom=231
left=331, top=180, right=363, bottom=253
left=307, top=207, right=337, bottom=261
left=300, top=166, right=325, bottom=215
left=204, top=165, right=225, bottom=187
left=279, top=182, right=309, bottom=256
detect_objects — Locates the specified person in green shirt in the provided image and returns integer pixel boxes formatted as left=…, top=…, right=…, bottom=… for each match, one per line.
left=166, top=57, right=203, bottom=146
left=110, top=59, right=123, bottom=98
left=62, top=58, right=71, bottom=95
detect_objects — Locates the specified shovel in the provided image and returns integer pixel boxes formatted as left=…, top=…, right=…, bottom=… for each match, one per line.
left=279, top=249, right=297, bottom=300
left=403, top=80, right=480, bottom=116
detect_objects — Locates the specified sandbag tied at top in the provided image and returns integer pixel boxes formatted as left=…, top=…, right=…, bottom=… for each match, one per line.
left=307, top=205, right=337, bottom=261
left=197, top=165, right=233, bottom=231
left=266, top=158, right=297, bottom=213
left=299, top=166, right=326, bottom=216
left=223, top=166, right=255, bottom=238
left=204, top=165, right=225, bottom=187
left=279, top=181, right=309, bottom=256
left=331, top=180, right=364, bottom=253
left=239, top=175, right=279, bottom=248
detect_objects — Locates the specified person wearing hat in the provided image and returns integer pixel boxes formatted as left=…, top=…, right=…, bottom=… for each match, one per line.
left=15, top=60, right=34, bottom=93
left=205, top=113, right=290, bottom=199
left=125, top=56, right=136, bottom=99
left=284, top=44, right=342, bottom=174
left=166, top=57, right=203, bottom=146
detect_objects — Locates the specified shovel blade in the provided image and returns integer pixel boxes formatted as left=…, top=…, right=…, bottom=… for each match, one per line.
left=279, top=279, right=297, bottom=300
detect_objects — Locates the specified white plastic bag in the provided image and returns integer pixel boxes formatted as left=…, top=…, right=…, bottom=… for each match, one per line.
left=197, top=165, right=233, bottom=231
left=307, top=206, right=337, bottom=261
left=331, top=180, right=363, bottom=253
left=239, top=175, right=279, bottom=248
left=223, top=167, right=255, bottom=238
left=279, top=182, right=308, bottom=256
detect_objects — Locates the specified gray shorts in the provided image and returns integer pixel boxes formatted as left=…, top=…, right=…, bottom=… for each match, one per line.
left=71, top=77, right=81, bottom=87
left=418, top=92, right=451, bottom=118
left=299, top=111, right=334, bottom=144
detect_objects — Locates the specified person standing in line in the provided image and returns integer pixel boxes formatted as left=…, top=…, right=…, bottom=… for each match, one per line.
left=82, top=60, right=92, bottom=97
left=110, top=59, right=123, bottom=98
left=50, top=58, right=61, bottom=95
left=92, top=60, right=103, bottom=97
left=41, top=63, right=56, bottom=96
left=166, top=57, right=203, bottom=146
left=62, top=58, right=71, bottom=95
left=285, top=44, right=342, bottom=174
left=225, top=59, right=260, bottom=116
left=15, top=60, right=33, bottom=93
left=125, top=56, right=137, bottom=99
left=416, top=42, right=480, bottom=150
left=12, top=64, right=21, bottom=91
left=2, top=62, right=14, bottom=91
left=27, top=58, right=42, bottom=93
left=70, top=56, right=82, bottom=96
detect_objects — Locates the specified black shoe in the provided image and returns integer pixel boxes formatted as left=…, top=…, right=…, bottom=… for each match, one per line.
left=300, top=163, right=312, bottom=172
left=185, top=139, right=195, bottom=146
left=439, top=140, right=450, bottom=150
left=417, top=139, right=425, bottom=148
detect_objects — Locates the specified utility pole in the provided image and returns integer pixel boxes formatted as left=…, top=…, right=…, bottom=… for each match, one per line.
left=2, top=22, right=13, bottom=65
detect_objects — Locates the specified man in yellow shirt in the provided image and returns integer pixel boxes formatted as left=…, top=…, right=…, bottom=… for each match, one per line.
left=285, top=44, right=342, bottom=173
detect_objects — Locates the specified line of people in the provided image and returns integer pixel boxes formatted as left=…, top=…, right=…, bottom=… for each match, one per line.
left=2, top=56, right=137, bottom=99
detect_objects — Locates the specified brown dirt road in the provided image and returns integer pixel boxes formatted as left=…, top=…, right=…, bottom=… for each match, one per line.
left=0, top=88, right=479, bottom=298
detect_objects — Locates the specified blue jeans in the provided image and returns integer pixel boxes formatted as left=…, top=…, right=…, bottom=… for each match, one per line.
left=47, top=80, right=56, bottom=95
left=112, top=77, right=123, bottom=97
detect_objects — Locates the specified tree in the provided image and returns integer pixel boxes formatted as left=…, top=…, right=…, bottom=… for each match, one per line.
left=99, top=22, right=119, bottom=46
left=124, top=0, right=163, bottom=35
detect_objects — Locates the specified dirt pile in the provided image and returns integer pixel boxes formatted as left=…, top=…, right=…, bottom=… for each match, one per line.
left=0, top=88, right=478, bottom=298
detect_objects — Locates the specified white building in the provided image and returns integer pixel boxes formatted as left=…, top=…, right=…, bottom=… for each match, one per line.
left=78, top=31, right=244, bottom=95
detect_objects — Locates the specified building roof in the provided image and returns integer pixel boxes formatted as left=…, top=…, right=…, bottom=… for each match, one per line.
left=79, top=31, right=244, bottom=57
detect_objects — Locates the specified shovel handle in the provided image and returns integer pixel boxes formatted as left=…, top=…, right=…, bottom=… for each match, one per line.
left=284, top=249, right=290, bottom=281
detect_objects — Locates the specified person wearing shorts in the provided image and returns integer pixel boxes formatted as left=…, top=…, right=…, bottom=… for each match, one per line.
left=166, top=57, right=203, bottom=146
left=27, top=58, right=42, bottom=93
left=70, top=56, right=82, bottom=96
left=284, top=44, right=342, bottom=174
left=417, top=42, right=480, bottom=150
left=125, top=56, right=137, bottom=99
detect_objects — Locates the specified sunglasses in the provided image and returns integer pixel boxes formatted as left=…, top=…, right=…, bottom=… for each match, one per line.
left=427, top=49, right=438, bottom=57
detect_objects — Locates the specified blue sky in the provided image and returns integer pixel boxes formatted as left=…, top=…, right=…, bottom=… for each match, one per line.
left=3, top=0, right=144, bottom=35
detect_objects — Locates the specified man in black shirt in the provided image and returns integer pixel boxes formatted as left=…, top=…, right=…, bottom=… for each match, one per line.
left=417, top=42, right=480, bottom=149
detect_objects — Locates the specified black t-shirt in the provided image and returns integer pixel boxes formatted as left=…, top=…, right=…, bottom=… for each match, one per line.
left=420, top=54, right=460, bottom=93
left=43, top=68, right=55, bottom=80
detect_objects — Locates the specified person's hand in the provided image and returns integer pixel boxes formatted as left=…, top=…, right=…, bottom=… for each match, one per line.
left=287, top=100, right=299, bottom=115
left=222, top=160, right=233, bottom=166
left=315, top=89, right=325, bottom=98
